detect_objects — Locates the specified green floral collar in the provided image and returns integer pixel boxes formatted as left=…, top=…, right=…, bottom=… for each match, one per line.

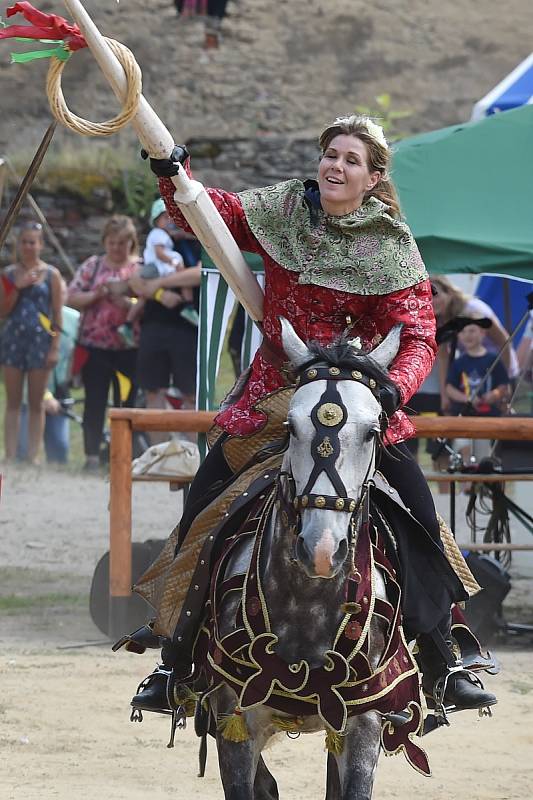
left=238, top=179, right=427, bottom=295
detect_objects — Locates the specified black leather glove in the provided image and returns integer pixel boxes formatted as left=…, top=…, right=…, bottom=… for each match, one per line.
left=379, top=384, right=401, bottom=418
left=140, top=144, right=190, bottom=178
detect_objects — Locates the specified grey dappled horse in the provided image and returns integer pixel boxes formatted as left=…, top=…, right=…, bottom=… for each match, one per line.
left=210, top=319, right=403, bottom=800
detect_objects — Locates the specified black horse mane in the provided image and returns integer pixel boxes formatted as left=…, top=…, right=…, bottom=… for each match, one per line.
left=303, top=336, right=396, bottom=392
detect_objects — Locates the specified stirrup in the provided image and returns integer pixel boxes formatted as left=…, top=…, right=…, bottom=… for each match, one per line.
left=130, top=666, right=172, bottom=716
left=425, top=666, right=495, bottom=723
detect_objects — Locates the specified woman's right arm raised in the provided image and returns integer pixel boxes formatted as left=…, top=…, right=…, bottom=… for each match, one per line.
left=146, top=146, right=261, bottom=254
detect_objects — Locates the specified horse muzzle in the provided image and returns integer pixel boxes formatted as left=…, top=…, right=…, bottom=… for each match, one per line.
left=295, top=526, right=348, bottom=579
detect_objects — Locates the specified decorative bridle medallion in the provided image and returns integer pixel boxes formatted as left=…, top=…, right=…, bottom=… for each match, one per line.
left=317, top=436, right=334, bottom=458
left=317, top=402, right=344, bottom=427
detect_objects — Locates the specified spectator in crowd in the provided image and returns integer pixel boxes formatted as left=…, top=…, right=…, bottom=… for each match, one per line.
left=406, top=275, right=519, bottom=468
left=17, top=278, right=80, bottom=464
left=124, top=198, right=198, bottom=334
left=175, top=0, right=230, bottom=49
left=517, top=311, right=533, bottom=373
left=0, top=222, right=63, bottom=464
left=128, top=227, right=201, bottom=443
left=67, top=215, right=139, bottom=471
left=446, top=314, right=510, bottom=465
left=517, top=312, right=533, bottom=412
left=169, top=222, right=202, bottom=273
left=431, top=275, right=519, bottom=408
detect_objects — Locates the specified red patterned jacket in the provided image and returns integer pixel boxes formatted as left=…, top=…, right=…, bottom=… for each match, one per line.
left=159, top=177, right=436, bottom=444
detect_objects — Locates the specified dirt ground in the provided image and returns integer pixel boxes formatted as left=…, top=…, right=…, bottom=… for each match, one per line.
left=1, top=462, right=533, bottom=799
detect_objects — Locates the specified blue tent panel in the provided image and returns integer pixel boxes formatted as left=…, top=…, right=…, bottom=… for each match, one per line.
left=475, top=275, right=533, bottom=344
left=472, top=53, right=533, bottom=120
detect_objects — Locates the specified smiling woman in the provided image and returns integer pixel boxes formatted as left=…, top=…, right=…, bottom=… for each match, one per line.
left=0, top=223, right=63, bottom=464
left=118, top=115, right=495, bottom=748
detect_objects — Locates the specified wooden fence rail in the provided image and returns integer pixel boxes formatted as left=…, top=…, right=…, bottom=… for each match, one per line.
left=107, top=412, right=533, bottom=638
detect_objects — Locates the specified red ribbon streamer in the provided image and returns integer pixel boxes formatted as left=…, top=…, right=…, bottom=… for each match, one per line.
left=0, top=2, right=87, bottom=51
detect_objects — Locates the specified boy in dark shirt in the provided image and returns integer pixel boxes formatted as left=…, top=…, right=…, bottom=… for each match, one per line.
left=446, top=317, right=510, bottom=464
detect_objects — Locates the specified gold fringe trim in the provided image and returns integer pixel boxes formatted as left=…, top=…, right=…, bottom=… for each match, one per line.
left=271, top=715, right=305, bottom=733
left=173, top=685, right=198, bottom=718
left=217, top=708, right=250, bottom=742
left=438, top=513, right=481, bottom=596
left=325, top=728, right=345, bottom=755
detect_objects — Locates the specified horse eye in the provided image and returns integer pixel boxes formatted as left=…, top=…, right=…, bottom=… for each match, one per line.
left=365, top=426, right=379, bottom=442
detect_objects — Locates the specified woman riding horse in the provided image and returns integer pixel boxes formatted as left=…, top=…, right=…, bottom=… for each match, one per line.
left=123, top=115, right=496, bottom=716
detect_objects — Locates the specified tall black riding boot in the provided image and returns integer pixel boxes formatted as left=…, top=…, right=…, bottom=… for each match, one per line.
left=130, top=640, right=193, bottom=714
left=417, top=614, right=497, bottom=711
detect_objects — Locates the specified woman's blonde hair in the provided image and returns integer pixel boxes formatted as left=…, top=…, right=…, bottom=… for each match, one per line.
left=101, top=214, right=138, bottom=256
left=318, top=115, right=401, bottom=218
left=430, top=274, right=469, bottom=322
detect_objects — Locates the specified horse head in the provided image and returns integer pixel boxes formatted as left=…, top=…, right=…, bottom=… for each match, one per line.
left=279, top=318, right=402, bottom=580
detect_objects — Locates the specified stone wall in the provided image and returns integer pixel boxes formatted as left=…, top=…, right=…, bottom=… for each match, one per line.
left=0, top=134, right=319, bottom=276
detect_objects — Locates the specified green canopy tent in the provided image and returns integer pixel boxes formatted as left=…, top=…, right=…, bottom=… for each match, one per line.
left=392, top=103, right=533, bottom=279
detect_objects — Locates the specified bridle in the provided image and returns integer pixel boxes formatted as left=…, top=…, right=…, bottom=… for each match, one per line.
left=277, top=361, right=385, bottom=572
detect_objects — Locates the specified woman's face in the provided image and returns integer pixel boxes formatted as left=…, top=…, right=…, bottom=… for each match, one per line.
left=318, top=134, right=381, bottom=215
left=18, top=230, right=43, bottom=263
left=104, top=233, right=132, bottom=266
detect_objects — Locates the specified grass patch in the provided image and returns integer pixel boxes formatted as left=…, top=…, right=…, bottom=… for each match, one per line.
left=0, top=593, right=86, bottom=614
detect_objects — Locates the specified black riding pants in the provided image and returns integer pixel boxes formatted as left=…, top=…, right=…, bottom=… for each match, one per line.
left=377, top=442, right=442, bottom=543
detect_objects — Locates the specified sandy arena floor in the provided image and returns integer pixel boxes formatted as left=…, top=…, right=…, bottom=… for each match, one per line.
left=1, top=463, right=532, bottom=799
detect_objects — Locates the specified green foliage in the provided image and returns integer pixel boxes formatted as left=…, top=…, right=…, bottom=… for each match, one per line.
left=119, top=162, right=158, bottom=219
left=354, top=94, right=412, bottom=141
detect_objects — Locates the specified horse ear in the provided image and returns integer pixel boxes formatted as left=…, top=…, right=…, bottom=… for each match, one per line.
left=369, top=324, right=403, bottom=369
left=279, top=317, right=313, bottom=369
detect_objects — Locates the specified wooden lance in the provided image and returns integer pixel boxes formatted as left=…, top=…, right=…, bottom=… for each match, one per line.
left=62, top=0, right=264, bottom=323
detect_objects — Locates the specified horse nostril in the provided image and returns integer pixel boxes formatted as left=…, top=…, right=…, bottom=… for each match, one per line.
left=296, top=534, right=312, bottom=565
left=335, top=538, right=348, bottom=565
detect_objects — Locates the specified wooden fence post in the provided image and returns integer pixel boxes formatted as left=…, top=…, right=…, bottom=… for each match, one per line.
left=108, top=416, right=133, bottom=640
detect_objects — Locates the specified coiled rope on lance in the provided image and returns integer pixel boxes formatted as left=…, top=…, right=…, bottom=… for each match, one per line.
left=45, top=37, right=142, bottom=137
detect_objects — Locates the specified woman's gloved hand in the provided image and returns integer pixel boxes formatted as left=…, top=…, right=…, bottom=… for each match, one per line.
left=379, top=384, right=401, bottom=417
left=140, top=145, right=189, bottom=178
